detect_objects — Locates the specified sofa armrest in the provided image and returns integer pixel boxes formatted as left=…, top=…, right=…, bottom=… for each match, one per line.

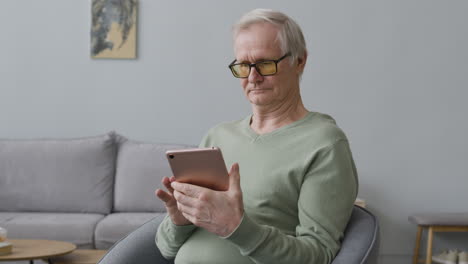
left=98, top=217, right=173, bottom=264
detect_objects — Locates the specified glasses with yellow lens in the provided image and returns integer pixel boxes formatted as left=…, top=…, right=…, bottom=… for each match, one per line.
left=228, top=52, right=291, bottom=78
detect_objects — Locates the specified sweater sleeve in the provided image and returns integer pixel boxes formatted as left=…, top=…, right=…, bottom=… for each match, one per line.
left=155, top=215, right=197, bottom=259
left=224, top=139, right=358, bottom=264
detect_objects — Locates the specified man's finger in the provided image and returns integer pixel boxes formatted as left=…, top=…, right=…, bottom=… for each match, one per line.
left=171, top=181, right=206, bottom=198
left=173, top=190, right=199, bottom=207
left=162, top=177, right=174, bottom=193
left=176, top=201, right=197, bottom=217
left=228, top=163, right=241, bottom=191
left=155, top=189, right=172, bottom=203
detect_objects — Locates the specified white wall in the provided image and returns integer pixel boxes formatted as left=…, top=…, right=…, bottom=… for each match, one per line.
left=1, top=1, right=468, bottom=263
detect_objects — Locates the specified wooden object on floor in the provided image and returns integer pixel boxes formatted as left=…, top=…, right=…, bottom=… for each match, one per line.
left=354, top=198, right=366, bottom=208
left=49, top=249, right=108, bottom=264
left=0, top=239, right=76, bottom=262
left=409, top=212, right=468, bottom=264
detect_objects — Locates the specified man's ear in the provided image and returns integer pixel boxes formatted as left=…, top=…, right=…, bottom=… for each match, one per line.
left=296, top=51, right=307, bottom=74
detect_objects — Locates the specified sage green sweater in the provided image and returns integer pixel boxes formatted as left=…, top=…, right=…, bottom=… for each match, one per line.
left=156, top=112, right=358, bottom=264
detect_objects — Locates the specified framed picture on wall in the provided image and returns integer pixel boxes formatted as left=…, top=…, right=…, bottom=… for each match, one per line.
left=91, top=0, right=138, bottom=59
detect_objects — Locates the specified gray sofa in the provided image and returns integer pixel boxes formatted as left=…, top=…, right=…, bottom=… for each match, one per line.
left=0, top=132, right=191, bottom=249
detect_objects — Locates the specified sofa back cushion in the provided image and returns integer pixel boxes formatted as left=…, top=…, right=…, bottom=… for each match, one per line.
left=0, top=133, right=116, bottom=214
left=114, top=138, right=193, bottom=212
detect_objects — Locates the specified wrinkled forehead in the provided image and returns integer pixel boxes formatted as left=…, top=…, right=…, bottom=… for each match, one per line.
left=233, top=22, right=283, bottom=60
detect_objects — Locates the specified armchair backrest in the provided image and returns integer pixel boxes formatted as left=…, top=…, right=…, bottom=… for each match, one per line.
left=331, top=206, right=380, bottom=264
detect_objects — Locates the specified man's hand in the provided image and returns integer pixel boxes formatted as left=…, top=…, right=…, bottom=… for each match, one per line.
left=155, top=176, right=192, bottom=226
left=170, top=163, right=244, bottom=237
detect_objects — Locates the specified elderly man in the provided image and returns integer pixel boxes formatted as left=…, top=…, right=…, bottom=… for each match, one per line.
left=155, top=8, right=358, bottom=264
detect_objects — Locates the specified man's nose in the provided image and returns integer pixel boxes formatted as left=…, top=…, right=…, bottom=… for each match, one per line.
left=248, top=66, right=264, bottom=83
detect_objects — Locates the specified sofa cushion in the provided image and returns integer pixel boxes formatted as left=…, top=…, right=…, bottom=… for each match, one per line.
left=94, top=212, right=165, bottom=249
left=0, top=133, right=116, bottom=214
left=0, top=212, right=105, bottom=248
left=114, top=139, right=193, bottom=212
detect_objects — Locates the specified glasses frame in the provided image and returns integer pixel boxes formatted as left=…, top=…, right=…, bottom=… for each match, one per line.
left=228, top=52, right=291, bottom=78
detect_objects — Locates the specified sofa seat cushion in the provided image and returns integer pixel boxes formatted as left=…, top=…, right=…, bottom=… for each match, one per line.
left=114, top=138, right=193, bottom=212
left=0, top=133, right=116, bottom=214
left=0, top=212, right=105, bottom=248
left=94, top=212, right=166, bottom=249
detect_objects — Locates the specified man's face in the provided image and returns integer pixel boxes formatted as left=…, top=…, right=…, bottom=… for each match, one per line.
left=233, top=22, right=305, bottom=107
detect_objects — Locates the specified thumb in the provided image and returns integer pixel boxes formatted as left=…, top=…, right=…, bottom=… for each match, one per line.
left=228, top=163, right=241, bottom=191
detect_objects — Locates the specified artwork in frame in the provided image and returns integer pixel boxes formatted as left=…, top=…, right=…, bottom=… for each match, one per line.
left=91, top=0, right=137, bottom=59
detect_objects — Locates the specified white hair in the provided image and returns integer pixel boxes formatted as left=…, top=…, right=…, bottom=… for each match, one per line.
left=232, top=9, right=307, bottom=65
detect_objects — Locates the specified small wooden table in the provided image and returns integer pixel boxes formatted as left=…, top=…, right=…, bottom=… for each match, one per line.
left=409, top=213, right=468, bottom=264
left=0, top=239, right=76, bottom=264
left=49, top=249, right=107, bottom=264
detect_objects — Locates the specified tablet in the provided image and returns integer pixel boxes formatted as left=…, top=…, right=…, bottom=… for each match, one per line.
left=166, top=147, right=229, bottom=191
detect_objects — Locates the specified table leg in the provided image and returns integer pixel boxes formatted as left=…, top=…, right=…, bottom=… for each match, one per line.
left=413, top=226, right=423, bottom=264
left=426, top=226, right=434, bottom=264
left=30, top=260, right=34, bottom=264
left=48, top=258, right=53, bottom=264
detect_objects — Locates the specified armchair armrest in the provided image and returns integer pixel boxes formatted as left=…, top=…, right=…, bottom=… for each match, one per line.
left=98, top=217, right=173, bottom=264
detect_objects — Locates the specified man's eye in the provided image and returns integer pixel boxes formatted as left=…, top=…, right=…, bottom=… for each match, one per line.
left=258, top=61, right=275, bottom=68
